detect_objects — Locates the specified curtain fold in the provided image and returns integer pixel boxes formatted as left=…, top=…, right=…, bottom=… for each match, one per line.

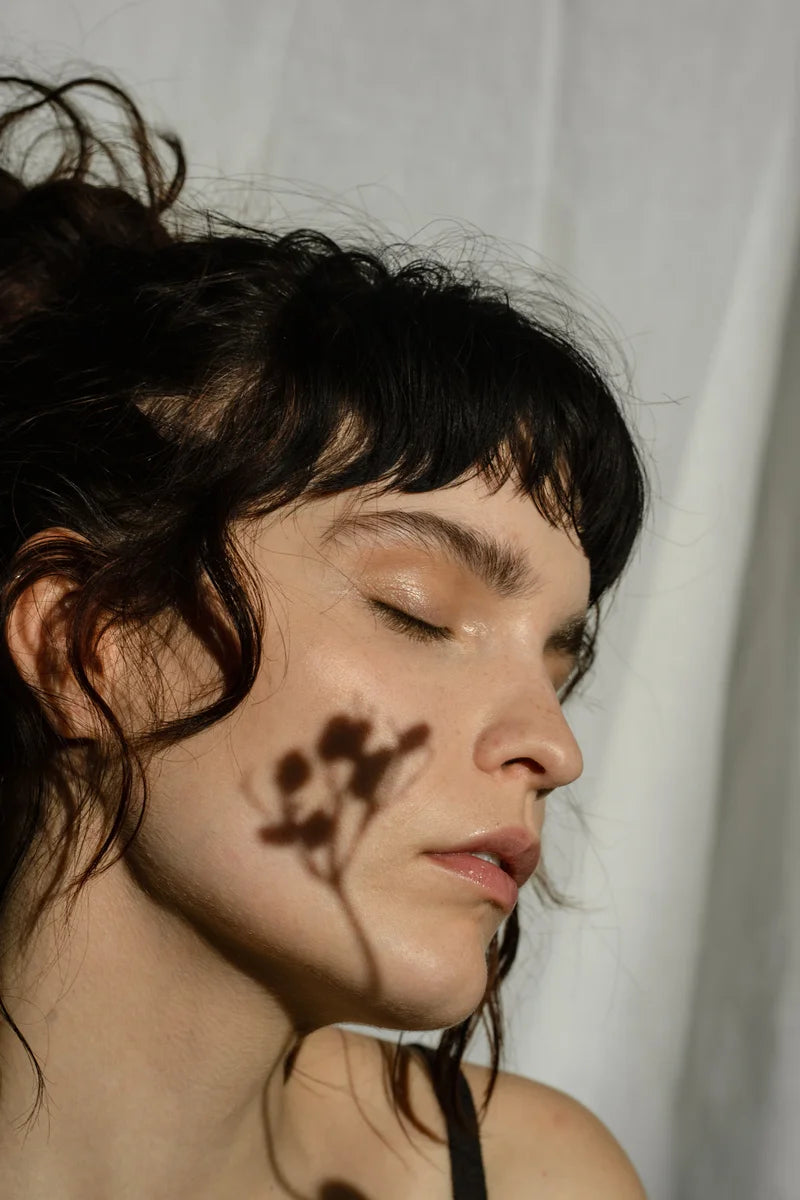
left=673, top=177, right=800, bottom=1200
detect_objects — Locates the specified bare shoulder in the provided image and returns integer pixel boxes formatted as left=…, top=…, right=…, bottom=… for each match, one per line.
left=300, top=1029, right=647, bottom=1198
left=460, top=1058, right=649, bottom=1199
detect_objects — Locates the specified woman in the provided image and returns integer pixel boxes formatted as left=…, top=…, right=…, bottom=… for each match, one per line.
left=0, top=75, right=649, bottom=1198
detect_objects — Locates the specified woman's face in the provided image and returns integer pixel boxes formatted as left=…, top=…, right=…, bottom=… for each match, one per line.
left=124, top=473, right=591, bottom=1032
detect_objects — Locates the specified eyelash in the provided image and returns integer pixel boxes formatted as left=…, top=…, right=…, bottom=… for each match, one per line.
left=368, top=600, right=451, bottom=643
left=368, top=600, right=588, bottom=694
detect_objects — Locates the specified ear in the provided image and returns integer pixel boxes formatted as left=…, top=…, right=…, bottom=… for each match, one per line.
left=5, top=527, right=119, bottom=741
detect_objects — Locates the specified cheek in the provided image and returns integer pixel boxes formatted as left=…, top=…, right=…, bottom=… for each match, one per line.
left=249, top=619, right=441, bottom=828
left=117, top=613, right=503, bottom=1027
left=123, top=613, right=440, bottom=931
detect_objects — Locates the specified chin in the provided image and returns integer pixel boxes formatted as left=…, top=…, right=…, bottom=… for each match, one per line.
left=343, top=934, right=492, bottom=1033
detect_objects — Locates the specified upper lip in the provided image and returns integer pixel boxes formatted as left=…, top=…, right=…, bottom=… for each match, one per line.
left=429, top=827, right=541, bottom=888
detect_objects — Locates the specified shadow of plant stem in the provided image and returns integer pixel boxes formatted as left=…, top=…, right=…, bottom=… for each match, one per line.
left=245, top=713, right=431, bottom=1200
left=261, top=714, right=430, bottom=1013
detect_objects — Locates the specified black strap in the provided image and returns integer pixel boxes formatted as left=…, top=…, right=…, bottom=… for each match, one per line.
left=411, top=1043, right=489, bottom=1200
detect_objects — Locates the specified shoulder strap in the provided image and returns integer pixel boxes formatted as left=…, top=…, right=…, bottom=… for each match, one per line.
left=411, top=1043, right=488, bottom=1200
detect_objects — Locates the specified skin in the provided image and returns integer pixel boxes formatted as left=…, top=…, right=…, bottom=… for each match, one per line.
left=0, top=471, right=590, bottom=1199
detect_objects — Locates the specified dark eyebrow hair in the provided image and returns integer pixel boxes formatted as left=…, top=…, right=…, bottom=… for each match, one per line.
left=321, top=508, right=590, bottom=667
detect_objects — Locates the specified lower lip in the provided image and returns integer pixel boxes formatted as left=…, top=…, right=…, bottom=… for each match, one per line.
left=425, top=852, right=519, bottom=912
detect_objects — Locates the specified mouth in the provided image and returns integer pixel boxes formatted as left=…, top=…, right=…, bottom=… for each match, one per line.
left=426, top=827, right=540, bottom=890
left=425, top=851, right=520, bottom=912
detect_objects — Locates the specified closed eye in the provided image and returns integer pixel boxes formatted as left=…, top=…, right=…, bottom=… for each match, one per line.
left=368, top=600, right=451, bottom=643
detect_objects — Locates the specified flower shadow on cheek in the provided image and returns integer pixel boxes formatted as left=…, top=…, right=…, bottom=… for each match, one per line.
left=246, top=713, right=430, bottom=1005
left=266, top=713, right=429, bottom=854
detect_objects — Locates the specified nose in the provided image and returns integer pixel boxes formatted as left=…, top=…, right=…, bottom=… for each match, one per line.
left=472, top=689, right=584, bottom=792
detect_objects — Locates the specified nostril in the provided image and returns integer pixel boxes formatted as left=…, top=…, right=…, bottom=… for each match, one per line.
left=503, top=756, right=541, bottom=775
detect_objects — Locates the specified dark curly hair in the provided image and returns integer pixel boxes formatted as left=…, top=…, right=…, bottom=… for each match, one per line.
left=0, top=73, right=650, bottom=1143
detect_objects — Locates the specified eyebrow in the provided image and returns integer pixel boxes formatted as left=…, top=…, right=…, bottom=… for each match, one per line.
left=321, top=508, right=590, bottom=666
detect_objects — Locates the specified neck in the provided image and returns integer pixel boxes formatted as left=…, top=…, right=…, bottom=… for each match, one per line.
left=0, top=860, right=322, bottom=1200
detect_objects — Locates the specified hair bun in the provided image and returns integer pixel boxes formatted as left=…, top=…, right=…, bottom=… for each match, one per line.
left=0, top=74, right=185, bottom=327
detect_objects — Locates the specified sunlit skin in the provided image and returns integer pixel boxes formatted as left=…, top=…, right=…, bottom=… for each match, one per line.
left=0, top=472, right=591, bottom=1200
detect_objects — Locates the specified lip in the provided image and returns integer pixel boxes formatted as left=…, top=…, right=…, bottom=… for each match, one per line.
left=426, top=852, right=519, bottom=911
left=426, top=827, right=541, bottom=889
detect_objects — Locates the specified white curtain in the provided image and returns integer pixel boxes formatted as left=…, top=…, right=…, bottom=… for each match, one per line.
left=2, top=4, right=799, bottom=1196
